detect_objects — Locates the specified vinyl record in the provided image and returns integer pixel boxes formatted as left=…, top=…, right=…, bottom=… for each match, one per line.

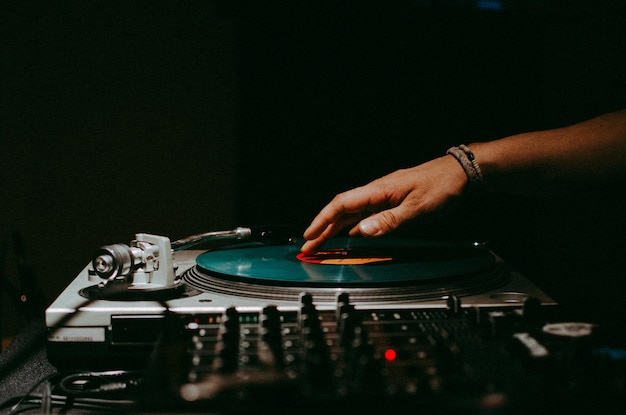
left=194, top=237, right=496, bottom=285
left=183, top=238, right=507, bottom=303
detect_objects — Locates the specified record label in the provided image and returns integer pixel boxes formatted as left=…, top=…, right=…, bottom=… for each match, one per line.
left=296, top=248, right=393, bottom=265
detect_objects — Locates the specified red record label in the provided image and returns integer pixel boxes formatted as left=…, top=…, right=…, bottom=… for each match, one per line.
left=296, top=248, right=393, bottom=265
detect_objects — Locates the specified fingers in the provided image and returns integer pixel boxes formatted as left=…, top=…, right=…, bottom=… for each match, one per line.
left=350, top=200, right=417, bottom=238
left=300, top=222, right=345, bottom=254
left=301, top=189, right=375, bottom=254
left=301, top=211, right=368, bottom=255
left=303, top=187, right=376, bottom=240
left=302, top=205, right=406, bottom=254
left=301, top=175, right=410, bottom=254
left=300, top=239, right=325, bottom=255
left=301, top=156, right=469, bottom=254
left=354, top=210, right=398, bottom=238
left=301, top=203, right=407, bottom=254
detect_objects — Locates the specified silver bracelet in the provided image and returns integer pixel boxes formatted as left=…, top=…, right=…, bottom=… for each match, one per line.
left=446, top=145, right=484, bottom=186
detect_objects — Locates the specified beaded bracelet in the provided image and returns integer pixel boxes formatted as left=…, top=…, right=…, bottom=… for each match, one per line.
left=446, top=145, right=484, bottom=186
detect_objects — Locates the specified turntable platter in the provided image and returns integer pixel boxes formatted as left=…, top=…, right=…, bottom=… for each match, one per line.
left=181, top=238, right=508, bottom=304
left=194, top=238, right=495, bottom=285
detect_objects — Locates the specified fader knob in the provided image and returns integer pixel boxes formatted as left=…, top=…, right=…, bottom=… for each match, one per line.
left=300, top=292, right=314, bottom=307
left=446, top=295, right=462, bottom=316
left=345, top=325, right=381, bottom=396
left=541, top=322, right=596, bottom=390
left=338, top=304, right=360, bottom=349
left=299, top=292, right=322, bottom=337
left=542, top=322, right=595, bottom=359
left=298, top=294, right=332, bottom=391
left=213, top=306, right=240, bottom=373
left=300, top=303, right=324, bottom=347
left=335, top=292, right=351, bottom=324
left=259, top=305, right=284, bottom=367
left=522, top=296, right=542, bottom=322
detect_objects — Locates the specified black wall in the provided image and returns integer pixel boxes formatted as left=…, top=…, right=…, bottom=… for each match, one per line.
left=2, top=1, right=626, bottom=336
left=235, top=1, right=626, bottom=227
left=1, top=2, right=239, bottom=335
left=234, top=0, right=626, bottom=320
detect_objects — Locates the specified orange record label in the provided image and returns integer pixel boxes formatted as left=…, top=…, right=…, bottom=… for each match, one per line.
left=296, top=248, right=393, bottom=265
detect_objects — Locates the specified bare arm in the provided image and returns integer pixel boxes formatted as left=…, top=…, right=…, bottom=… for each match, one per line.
left=301, top=109, right=626, bottom=254
left=473, top=109, right=626, bottom=194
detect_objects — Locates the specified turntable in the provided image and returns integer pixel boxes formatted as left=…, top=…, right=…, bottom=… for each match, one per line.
left=43, top=229, right=626, bottom=413
left=45, top=228, right=555, bottom=370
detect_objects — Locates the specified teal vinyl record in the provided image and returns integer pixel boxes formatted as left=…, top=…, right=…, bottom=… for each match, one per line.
left=193, top=238, right=496, bottom=286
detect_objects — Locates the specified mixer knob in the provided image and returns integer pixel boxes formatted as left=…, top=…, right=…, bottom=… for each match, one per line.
left=300, top=292, right=314, bottom=307
left=213, top=306, right=240, bottom=373
left=486, top=309, right=524, bottom=338
left=258, top=305, right=284, bottom=368
left=436, top=328, right=463, bottom=373
left=446, top=295, right=462, bottom=316
left=522, top=296, right=542, bottom=323
left=542, top=322, right=595, bottom=359
left=335, top=292, right=351, bottom=324
left=298, top=294, right=333, bottom=392
left=333, top=293, right=381, bottom=396
left=338, top=304, right=361, bottom=349
left=300, top=304, right=325, bottom=350
left=335, top=291, right=366, bottom=351
left=345, top=326, right=381, bottom=396
left=299, top=292, right=322, bottom=337
left=539, top=322, right=597, bottom=392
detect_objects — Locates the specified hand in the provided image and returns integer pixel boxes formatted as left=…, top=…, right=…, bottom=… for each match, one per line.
left=301, top=155, right=469, bottom=254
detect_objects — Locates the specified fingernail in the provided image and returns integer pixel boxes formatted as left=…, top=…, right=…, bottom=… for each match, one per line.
left=359, top=219, right=381, bottom=236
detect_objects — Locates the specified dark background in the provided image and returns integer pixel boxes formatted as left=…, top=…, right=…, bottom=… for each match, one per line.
left=2, top=0, right=626, bottom=337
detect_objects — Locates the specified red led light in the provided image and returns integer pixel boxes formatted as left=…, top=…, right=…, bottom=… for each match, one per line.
left=384, top=349, right=397, bottom=361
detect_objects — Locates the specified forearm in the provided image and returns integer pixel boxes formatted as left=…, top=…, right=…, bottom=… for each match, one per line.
left=470, top=109, right=626, bottom=194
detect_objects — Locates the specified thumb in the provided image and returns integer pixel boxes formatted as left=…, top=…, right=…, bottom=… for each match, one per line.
left=357, top=210, right=401, bottom=237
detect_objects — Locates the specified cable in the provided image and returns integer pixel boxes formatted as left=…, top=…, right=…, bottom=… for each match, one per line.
left=56, top=370, right=142, bottom=396
left=1, top=373, right=56, bottom=415
left=0, top=370, right=142, bottom=414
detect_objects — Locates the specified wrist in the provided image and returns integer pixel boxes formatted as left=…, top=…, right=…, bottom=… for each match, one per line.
left=446, top=144, right=486, bottom=190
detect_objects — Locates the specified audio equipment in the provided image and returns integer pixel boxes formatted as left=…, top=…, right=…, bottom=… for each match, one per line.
left=44, top=230, right=626, bottom=413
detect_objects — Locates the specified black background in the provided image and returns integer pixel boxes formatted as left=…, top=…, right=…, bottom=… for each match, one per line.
left=2, top=0, right=626, bottom=336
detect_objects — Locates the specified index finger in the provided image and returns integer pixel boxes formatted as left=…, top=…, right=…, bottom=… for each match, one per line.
left=303, top=187, right=377, bottom=240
